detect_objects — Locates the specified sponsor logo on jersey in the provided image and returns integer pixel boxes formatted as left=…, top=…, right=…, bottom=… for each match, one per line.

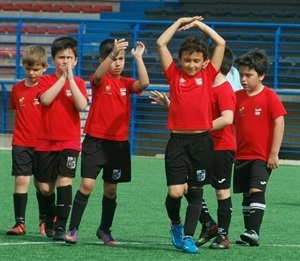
left=179, top=77, right=186, bottom=86
left=105, top=85, right=111, bottom=94
left=19, top=97, right=25, bottom=106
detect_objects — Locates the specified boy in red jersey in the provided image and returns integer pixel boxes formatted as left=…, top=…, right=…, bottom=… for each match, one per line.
left=34, top=36, right=88, bottom=240
left=151, top=46, right=236, bottom=250
left=156, top=16, right=225, bottom=254
left=6, top=45, right=48, bottom=236
left=65, top=38, right=149, bottom=245
left=233, top=48, right=286, bottom=246
left=196, top=46, right=236, bottom=249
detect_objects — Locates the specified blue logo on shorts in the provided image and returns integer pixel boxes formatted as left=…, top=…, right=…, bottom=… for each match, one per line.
left=112, top=169, right=122, bottom=180
left=196, top=169, right=206, bottom=182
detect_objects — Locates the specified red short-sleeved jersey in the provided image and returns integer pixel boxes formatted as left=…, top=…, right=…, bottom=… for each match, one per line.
left=234, top=87, right=287, bottom=161
left=164, top=61, right=217, bottom=131
left=84, top=74, right=138, bottom=141
left=36, top=74, right=88, bottom=142
left=210, top=81, right=236, bottom=151
left=10, top=80, right=41, bottom=147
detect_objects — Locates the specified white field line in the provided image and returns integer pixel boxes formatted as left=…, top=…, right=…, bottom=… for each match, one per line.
left=0, top=241, right=300, bottom=247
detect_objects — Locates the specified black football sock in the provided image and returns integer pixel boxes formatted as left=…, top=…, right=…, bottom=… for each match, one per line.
left=165, top=194, right=182, bottom=224
left=55, top=185, right=72, bottom=230
left=199, top=198, right=215, bottom=227
left=248, top=192, right=265, bottom=235
left=184, top=188, right=203, bottom=237
left=242, top=195, right=251, bottom=231
left=99, top=195, right=117, bottom=231
left=14, top=193, right=27, bottom=224
left=68, top=190, right=90, bottom=230
left=217, top=197, right=232, bottom=236
left=36, top=190, right=46, bottom=220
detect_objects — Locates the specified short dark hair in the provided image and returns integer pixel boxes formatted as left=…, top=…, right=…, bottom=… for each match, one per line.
left=178, top=35, right=209, bottom=60
left=99, top=39, right=114, bottom=59
left=235, top=48, right=268, bottom=76
left=51, top=36, right=78, bottom=58
left=209, top=45, right=233, bottom=75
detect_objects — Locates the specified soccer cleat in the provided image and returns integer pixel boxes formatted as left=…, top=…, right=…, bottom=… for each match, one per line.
left=170, top=223, right=184, bottom=249
left=6, top=223, right=26, bottom=235
left=65, top=228, right=79, bottom=244
left=240, top=230, right=260, bottom=246
left=39, top=218, right=46, bottom=235
left=96, top=229, right=117, bottom=246
left=209, top=235, right=231, bottom=249
left=182, top=236, right=199, bottom=254
left=45, top=220, right=54, bottom=237
left=53, top=227, right=66, bottom=241
left=196, top=223, right=218, bottom=246
left=235, top=238, right=250, bottom=246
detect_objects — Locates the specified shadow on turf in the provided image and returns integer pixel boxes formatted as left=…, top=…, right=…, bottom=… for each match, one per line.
left=57, top=237, right=180, bottom=252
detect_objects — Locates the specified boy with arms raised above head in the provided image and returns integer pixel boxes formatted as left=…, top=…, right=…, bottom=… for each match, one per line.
left=156, top=16, right=225, bottom=254
left=151, top=46, right=236, bottom=250
left=34, top=36, right=88, bottom=241
left=233, top=48, right=286, bottom=247
left=6, top=45, right=48, bottom=236
left=65, top=38, right=149, bottom=245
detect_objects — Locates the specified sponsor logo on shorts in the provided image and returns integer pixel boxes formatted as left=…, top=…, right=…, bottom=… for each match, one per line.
left=196, top=169, right=206, bottom=182
left=218, top=178, right=226, bottom=183
left=112, top=169, right=122, bottom=180
left=66, top=157, right=76, bottom=169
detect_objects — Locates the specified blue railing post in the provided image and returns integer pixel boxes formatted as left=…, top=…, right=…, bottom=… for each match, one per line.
left=15, top=20, right=23, bottom=79
left=274, top=27, right=281, bottom=89
left=76, top=22, right=85, bottom=76
left=1, top=84, right=8, bottom=133
left=130, top=23, right=141, bottom=156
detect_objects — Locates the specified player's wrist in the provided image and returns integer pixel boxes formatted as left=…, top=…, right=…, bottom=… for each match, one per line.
left=108, top=52, right=117, bottom=60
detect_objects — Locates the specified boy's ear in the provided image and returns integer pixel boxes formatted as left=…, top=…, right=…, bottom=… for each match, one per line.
left=43, top=64, right=48, bottom=72
left=202, top=59, right=210, bottom=69
left=259, top=73, right=266, bottom=82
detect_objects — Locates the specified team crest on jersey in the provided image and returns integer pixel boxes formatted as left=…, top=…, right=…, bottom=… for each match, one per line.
left=196, top=169, right=206, bottom=181
left=179, top=77, right=186, bottom=86
left=33, top=98, right=40, bottom=105
left=254, top=107, right=262, bottom=116
left=66, top=157, right=76, bottom=169
left=66, top=89, right=72, bottom=97
left=112, top=169, right=122, bottom=180
left=120, top=88, right=126, bottom=96
left=195, top=78, right=203, bottom=86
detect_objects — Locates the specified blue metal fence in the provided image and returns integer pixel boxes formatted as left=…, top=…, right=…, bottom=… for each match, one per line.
left=0, top=17, right=299, bottom=158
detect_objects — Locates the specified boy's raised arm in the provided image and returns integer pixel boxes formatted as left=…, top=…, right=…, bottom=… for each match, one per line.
left=179, top=19, right=226, bottom=72
left=131, top=41, right=149, bottom=91
left=156, top=16, right=203, bottom=71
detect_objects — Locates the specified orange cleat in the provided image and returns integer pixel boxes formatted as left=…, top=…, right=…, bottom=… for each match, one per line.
left=6, top=223, right=26, bottom=236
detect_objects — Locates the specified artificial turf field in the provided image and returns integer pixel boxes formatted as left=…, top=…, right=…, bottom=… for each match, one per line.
left=0, top=150, right=299, bottom=261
